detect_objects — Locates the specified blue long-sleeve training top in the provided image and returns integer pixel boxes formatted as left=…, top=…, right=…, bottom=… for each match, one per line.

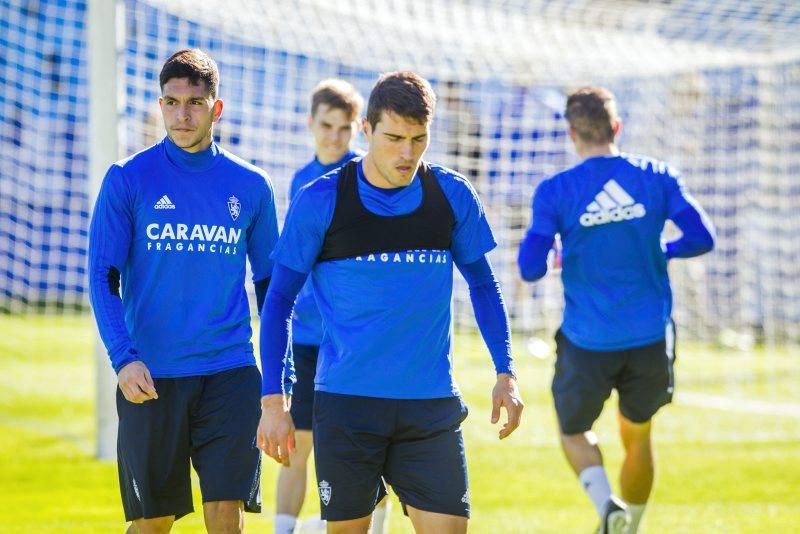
left=89, top=137, right=279, bottom=376
left=518, top=153, right=715, bottom=351
left=260, top=160, right=514, bottom=397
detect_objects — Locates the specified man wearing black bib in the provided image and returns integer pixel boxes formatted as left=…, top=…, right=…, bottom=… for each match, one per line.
left=257, top=71, right=524, bottom=534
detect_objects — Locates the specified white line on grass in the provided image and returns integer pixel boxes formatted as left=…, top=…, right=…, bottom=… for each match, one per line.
left=677, top=391, right=800, bottom=418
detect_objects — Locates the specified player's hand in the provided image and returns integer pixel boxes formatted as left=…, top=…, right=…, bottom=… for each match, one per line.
left=257, top=394, right=296, bottom=466
left=117, top=360, right=158, bottom=404
left=491, top=372, right=524, bottom=439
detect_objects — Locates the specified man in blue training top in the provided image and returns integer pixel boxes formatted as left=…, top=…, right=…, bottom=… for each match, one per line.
left=88, top=49, right=279, bottom=533
left=275, top=78, right=392, bottom=534
left=258, top=71, right=524, bottom=534
left=518, top=86, right=715, bottom=534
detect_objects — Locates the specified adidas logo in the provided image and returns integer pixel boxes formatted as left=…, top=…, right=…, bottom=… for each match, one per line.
left=154, top=195, right=176, bottom=210
left=579, top=179, right=646, bottom=227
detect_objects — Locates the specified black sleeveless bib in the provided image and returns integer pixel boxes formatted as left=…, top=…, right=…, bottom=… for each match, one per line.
left=318, top=160, right=456, bottom=261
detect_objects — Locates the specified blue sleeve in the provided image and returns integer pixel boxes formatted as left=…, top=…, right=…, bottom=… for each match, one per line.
left=259, top=264, right=307, bottom=396
left=517, top=180, right=559, bottom=282
left=88, top=166, right=139, bottom=373
left=456, top=256, right=515, bottom=377
left=518, top=232, right=555, bottom=281
left=663, top=168, right=696, bottom=218
left=530, top=179, right=560, bottom=238
left=666, top=206, right=716, bottom=259
left=270, top=181, right=333, bottom=273
left=246, top=173, right=279, bottom=282
left=662, top=169, right=715, bottom=259
left=445, top=173, right=497, bottom=264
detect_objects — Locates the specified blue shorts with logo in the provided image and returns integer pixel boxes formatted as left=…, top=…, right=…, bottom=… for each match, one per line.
left=289, top=343, right=319, bottom=431
left=552, top=324, right=676, bottom=434
left=313, top=392, right=470, bottom=521
left=116, top=365, right=262, bottom=521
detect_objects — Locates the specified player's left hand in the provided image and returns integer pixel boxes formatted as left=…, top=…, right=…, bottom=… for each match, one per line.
left=491, top=373, right=524, bottom=439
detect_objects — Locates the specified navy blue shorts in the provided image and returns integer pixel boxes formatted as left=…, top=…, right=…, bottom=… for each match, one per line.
left=552, top=325, right=676, bottom=434
left=116, top=365, right=262, bottom=521
left=313, top=392, right=470, bottom=521
left=289, top=344, right=319, bottom=431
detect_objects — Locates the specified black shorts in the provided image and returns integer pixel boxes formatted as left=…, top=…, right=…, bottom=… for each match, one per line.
left=289, top=344, right=319, bottom=431
left=116, top=365, right=262, bottom=521
left=313, top=392, right=470, bottom=521
left=552, top=325, right=676, bottom=434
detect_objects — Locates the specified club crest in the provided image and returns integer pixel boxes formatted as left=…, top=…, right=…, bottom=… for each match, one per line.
left=227, top=195, right=241, bottom=221
left=319, top=480, right=332, bottom=506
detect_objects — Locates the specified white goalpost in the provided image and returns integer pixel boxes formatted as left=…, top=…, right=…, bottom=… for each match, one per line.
left=87, top=0, right=123, bottom=459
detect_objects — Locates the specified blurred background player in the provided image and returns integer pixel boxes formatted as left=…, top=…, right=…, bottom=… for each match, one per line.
left=518, top=86, right=715, bottom=533
left=274, top=79, right=390, bottom=534
left=258, top=71, right=523, bottom=534
left=88, top=49, right=279, bottom=533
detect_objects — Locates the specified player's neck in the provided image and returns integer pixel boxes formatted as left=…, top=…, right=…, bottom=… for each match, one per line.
left=164, top=135, right=218, bottom=171
left=577, top=143, right=619, bottom=160
left=317, top=150, right=349, bottom=166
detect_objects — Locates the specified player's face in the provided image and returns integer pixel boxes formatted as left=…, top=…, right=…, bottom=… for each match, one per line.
left=159, top=77, right=223, bottom=153
left=309, top=104, right=359, bottom=165
left=363, top=111, right=429, bottom=188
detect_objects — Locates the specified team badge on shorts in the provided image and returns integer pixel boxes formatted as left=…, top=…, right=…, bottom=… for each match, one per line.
left=319, top=480, right=332, bottom=506
left=227, top=195, right=241, bottom=221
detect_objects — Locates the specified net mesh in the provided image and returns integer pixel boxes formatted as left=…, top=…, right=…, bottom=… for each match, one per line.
left=2, top=0, right=800, bottom=345
left=1, top=0, right=89, bottom=312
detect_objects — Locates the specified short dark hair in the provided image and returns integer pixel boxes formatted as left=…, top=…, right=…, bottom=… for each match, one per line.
left=159, top=49, right=219, bottom=99
left=366, top=71, right=436, bottom=129
left=311, top=79, right=364, bottom=120
left=565, top=86, right=619, bottom=145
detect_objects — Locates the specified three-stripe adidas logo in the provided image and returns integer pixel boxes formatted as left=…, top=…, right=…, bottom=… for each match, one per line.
left=154, top=195, right=176, bottom=210
left=579, top=179, right=646, bottom=227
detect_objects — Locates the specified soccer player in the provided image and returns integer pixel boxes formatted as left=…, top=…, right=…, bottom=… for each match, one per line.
left=88, top=49, right=279, bottom=533
left=518, top=86, right=715, bottom=533
left=274, top=79, right=391, bottom=534
left=258, top=71, right=524, bottom=534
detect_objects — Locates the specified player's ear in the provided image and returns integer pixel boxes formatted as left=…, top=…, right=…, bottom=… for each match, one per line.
left=307, top=114, right=314, bottom=129
left=211, top=99, right=224, bottom=123
left=612, top=119, right=621, bottom=137
left=362, top=118, right=372, bottom=140
left=567, top=125, right=577, bottom=142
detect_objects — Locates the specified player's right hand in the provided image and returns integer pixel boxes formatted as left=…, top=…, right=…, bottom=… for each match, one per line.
left=257, top=394, right=296, bottom=467
left=117, top=360, right=158, bottom=404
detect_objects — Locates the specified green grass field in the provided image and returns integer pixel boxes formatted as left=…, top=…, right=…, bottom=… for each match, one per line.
left=1, top=315, right=798, bottom=533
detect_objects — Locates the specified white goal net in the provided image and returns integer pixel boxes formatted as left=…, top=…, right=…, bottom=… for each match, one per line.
left=3, top=0, right=800, bottom=346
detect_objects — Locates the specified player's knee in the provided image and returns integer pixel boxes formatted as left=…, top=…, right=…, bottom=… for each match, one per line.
left=406, top=505, right=468, bottom=534
left=130, top=516, right=174, bottom=534
left=326, top=515, right=373, bottom=534
left=203, top=500, right=244, bottom=533
left=561, top=430, right=598, bottom=446
left=618, top=414, right=653, bottom=444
